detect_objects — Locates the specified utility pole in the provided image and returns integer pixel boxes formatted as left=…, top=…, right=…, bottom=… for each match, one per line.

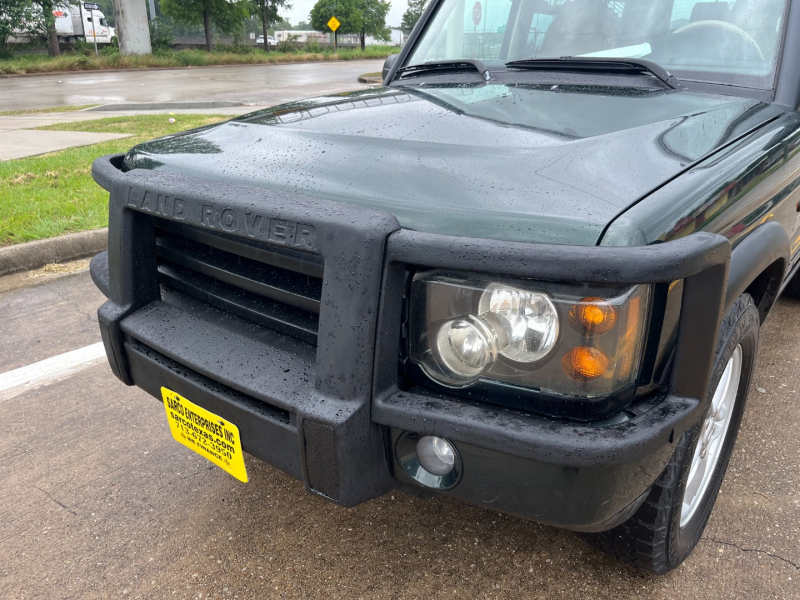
left=114, top=0, right=152, bottom=55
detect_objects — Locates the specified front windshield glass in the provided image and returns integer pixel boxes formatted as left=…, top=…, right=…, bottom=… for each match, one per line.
left=406, top=0, right=788, bottom=88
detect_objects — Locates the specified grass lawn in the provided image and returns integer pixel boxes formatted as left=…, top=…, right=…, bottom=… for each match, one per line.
left=0, top=114, right=229, bottom=246
left=0, top=46, right=397, bottom=75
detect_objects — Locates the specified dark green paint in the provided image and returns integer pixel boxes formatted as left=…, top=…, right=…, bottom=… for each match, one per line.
left=602, top=113, right=800, bottom=265
left=123, top=83, right=788, bottom=247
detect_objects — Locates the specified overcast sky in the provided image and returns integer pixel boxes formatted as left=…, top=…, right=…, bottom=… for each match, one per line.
left=282, top=0, right=409, bottom=29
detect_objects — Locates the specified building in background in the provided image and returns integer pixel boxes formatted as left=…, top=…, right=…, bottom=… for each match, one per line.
left=275, top=28, right=405, bottom=46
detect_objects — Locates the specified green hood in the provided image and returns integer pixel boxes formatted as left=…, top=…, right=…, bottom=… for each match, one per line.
left=124, top=84, right=774, bottom=246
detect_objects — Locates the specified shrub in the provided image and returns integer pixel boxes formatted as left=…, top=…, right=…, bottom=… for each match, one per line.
left=303, top=41, right=329, bottom=54
left=175, top=50, right=197, bottom=66
left=149, top=17, right=174, bottom=52
left=276, top=34, right=300, bottom=53
left=215, top=42, right=255, bottom=55
left=73, top=39, right=93, bottom=56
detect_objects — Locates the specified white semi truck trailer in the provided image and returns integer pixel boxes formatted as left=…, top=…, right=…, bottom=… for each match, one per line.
left=53, top=3, right=115, bottom=44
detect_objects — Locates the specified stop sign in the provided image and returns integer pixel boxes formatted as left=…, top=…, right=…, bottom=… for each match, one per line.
left=472, top=1, right=482, bottom=25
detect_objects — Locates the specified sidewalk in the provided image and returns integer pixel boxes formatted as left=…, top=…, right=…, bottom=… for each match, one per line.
left=0, top=104, right=265, bottom=161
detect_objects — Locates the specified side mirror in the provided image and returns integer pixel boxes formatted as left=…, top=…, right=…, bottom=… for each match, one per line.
left=382, top=54, right=399, bottom=82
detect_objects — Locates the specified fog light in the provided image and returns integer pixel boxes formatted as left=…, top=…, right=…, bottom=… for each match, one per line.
left=416, top=436, right=456, bottom=476
left=395, top=431, right=462, bottom=490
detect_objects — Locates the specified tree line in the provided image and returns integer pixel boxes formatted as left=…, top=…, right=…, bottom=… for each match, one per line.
left=162, top=0, right=394, bottom=52
left=1, top=0, right=431, bottom=58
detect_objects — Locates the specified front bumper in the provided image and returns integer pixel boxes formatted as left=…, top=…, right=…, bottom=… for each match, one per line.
left=90, top=154, right=731, bottom=532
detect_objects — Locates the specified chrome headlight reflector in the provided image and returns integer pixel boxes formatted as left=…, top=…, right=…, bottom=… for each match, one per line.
left=409, top=271, right=650, bottom=400
left=478, top=283, right=559, bottom=363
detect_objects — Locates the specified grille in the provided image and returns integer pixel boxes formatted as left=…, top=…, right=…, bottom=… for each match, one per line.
left=154, top=220, right=324, bottom=344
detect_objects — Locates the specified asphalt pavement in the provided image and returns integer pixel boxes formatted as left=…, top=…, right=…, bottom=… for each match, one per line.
left=0, top=60, right=383, bottom=112
left=0, top=266, right=797, bottom=599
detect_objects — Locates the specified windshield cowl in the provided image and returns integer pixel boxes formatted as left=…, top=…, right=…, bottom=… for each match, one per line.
left=504, top=57, right=684, bottom=89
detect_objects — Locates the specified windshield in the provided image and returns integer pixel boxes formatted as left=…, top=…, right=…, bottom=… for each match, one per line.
left=406, top=0, right=788, bottom=88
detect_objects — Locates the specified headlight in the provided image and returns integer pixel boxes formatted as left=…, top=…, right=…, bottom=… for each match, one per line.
left=409, top=271, right=650, bottom=402
left=478, top=284, right=559, bottom=363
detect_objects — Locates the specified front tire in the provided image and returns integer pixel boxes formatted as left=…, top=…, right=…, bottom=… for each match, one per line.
left=586, top=294, right=759, bottom=574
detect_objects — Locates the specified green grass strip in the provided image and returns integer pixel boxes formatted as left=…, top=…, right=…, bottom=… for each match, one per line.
left=0, top=46, right=397, bottom=75
left=0, top=114, right=229, bottom=246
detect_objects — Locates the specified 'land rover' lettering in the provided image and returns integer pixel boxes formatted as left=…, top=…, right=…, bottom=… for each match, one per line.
left=244, top=211, right=265, bottom=237
left=126, top=191, right=316, bottom=250
left=194, top=204, right=315, bottom=250
left=125, top=187, right=186, bottom=220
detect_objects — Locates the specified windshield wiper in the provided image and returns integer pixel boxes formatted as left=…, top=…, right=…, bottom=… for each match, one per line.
left=395, top=59, right=492, bottom=82
left=504, top=57, right=684, bottom=90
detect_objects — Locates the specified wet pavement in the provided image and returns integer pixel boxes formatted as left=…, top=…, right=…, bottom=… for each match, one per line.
left=0, top=267, right=798, bottom=599
left=0, top=61, right=382, bottom=112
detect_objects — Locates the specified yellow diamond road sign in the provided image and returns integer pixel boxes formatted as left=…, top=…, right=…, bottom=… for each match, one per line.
left=328, top=16, right=340, bottom=32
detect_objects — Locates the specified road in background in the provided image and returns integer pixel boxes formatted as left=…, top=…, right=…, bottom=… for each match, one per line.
left=0, top=267, right=797, bottom=599
left=0, top=60, right=382, bottom=112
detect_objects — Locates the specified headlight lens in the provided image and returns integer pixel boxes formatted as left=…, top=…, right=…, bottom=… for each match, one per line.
left=409, top=271, right=650, bottom=401
left=478, top=284, right=559, bottom=363
left=435, top=315, right=505, bottom=383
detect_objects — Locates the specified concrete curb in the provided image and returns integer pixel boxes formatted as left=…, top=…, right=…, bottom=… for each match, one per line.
left=0, top=229, right=108, bottom=277
left=358, top=75, right=383, bottom=84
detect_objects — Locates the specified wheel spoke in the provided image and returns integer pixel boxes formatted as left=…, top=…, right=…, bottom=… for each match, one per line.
left=680, top=345, right=742, bottom=528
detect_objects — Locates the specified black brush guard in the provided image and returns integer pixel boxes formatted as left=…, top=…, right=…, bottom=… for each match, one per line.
left=90, top=153, right=732, bottom=530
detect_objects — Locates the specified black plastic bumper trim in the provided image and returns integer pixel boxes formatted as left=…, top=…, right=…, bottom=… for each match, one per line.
left=375, top=387, right=697, bottom=468
left=372, top=228, right=730, bottom=468
left=125, top=340, right=302, bottom=480
left=120, top=300, right=316, bottom=414
left=91, top=151, right=736, bottom=516
left=92, top=153, right=399, bottom=507
left=389, top=428, right=669, bottom=531
left=90, top=251, right=110, bottom=298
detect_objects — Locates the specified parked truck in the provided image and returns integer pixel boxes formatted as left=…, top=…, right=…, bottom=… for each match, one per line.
left=53, top=3, right=114, bottom=44
left=89, top=0, right=798, bottom=575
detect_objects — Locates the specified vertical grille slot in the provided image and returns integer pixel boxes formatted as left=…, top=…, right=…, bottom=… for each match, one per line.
left=154, top=221, right=323, bottom=345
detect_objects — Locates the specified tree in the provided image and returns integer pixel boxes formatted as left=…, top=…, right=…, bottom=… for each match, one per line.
left=160, top=0, right=249, bottom=52
left=31, top=0, right=66, bottom=57
left=356, top=0, right=390, bottom=50
left=0, top=0, right=37, bottom=58
left=401, top=0, right=427, bottom=34
left=310, top=0, right=361, bottom=47
left=250, top=0, right=290, bottom=51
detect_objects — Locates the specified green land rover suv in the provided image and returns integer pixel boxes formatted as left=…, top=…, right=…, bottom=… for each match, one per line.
left=90, top=0, right=800, bottom=573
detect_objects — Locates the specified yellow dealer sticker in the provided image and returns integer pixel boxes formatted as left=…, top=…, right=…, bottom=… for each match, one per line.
left=162, top=387, right=248, bottom=483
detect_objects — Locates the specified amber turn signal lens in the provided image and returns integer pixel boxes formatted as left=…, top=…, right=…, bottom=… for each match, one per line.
left=568, top=297, right=617, bottom=335
left=562, top=347, right=609, bottom=382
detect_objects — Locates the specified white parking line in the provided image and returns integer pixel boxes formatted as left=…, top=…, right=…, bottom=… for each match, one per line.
left=0, top=342, right=107, bottom=402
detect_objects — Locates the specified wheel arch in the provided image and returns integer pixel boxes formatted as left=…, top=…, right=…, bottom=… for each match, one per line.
left=725, top=221, right=789, bottom=324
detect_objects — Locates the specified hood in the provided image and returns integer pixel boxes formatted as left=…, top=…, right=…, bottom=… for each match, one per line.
left=124, top=83, right=775, bottom=246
